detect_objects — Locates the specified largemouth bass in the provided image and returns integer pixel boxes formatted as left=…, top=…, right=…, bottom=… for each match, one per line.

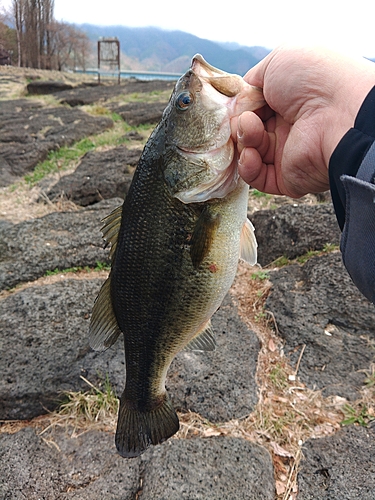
left=89, top=55, right=264, bottom=458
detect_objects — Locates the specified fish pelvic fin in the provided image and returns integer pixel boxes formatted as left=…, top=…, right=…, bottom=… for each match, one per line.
left=185, top=319, right=216, bottom=351
left=240, top=218, right=258, bottom=265
left=115, top=393, right=179, bottom=458
left=89, top=276, right=122, bottom=351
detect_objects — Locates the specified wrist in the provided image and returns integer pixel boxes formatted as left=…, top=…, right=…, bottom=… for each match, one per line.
left=323, top=58, right=375, bottom=166
left=329, top=85, right=375, bottom=229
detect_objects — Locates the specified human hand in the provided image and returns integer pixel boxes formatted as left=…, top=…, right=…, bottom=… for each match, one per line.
left=232, top=46, right=375, bottom=197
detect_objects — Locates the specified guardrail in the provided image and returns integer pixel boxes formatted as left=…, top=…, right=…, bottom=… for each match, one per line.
left=74, top=68, right=181, bottom=81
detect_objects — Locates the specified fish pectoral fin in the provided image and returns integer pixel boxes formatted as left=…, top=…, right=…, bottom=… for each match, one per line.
left=190, top=209, right=221, bottom=268
left=89, top=276, right=122, bottom=351
left=185, top=320, right=216, bottom=352
left=101, top=204, right=123, bottom=260
left=240, top=218, right=258, bottom=265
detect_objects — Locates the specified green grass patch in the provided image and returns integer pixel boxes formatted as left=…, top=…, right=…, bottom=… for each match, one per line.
left=24, top=117, right=151, bottom=185
left=25, top=137, right=96, bottom=185
left=364, top=366, right=375, bottom=387
left=250, top=189, right=272, bottom=199
left=25, top=93, right=62, bottom=108
left=272, top=256, right=291, bottom=268
left=341, top=403, right=374, bottom=427
left=269, top=363, right=289, bottom=390
left=251, top=270, right=270, bottom=281
left=295, top=250, right=322, bottom=264
left=269, top=243, right=340, bottom=268
left=45, top=261, right=110, bottom=276
left=57, top=374, right=118, bottom=423
left=109, top=89, right=172, bottom=104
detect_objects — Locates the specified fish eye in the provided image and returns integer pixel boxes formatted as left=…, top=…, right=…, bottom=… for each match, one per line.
left=176, top=91, right=193, bottom=111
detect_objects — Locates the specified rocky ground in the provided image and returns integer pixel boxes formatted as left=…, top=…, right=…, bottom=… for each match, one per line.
left=0, top=67, right=374, bottom=500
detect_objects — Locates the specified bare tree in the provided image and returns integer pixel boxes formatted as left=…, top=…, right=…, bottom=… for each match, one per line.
left=9, top=0, right=53, bottom=68
left=48, top=21, right=91, bottom=71
left=11, top=0, right=25, bottom=66
left=7, top=0, right=90, bottom=70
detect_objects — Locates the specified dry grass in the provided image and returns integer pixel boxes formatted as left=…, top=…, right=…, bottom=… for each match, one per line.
left=39, top=376, right=119, bottom=438
left=0, top=209, right=373, bottom=500
left=229, top=261, right=374, bottom=499
left=1, top=66, right=373, bottom=497
left=0, top=179, right=375, bottom=500
left=0, top=65, right=97, bottom=101
left=0, top=375, right=118, bottom=440
left=1, top=261, right=373, bottom=500
left=0, top=179, right=79, bottom=224
left=0, top=262, right=349, bottom=500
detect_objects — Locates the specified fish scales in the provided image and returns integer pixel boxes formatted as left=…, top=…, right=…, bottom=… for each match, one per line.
left=89, top=54, right=264, bottom=458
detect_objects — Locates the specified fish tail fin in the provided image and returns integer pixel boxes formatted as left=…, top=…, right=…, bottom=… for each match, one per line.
left=115, top=393, right=179, bottom=458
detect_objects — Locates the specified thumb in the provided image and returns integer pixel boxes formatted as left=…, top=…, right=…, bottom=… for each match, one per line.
left=243, top=49, right=275, bottom=87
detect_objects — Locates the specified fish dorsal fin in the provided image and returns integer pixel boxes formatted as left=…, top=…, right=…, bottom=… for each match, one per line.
left=240, top=218, right=258, bottom=265
left=101, top=205, right=123, bottom=261
left=190, top=208, right=221, bottom=268
left=185, top=320, right=216, bottom=351
left=89, top=276, right=122, bottom=351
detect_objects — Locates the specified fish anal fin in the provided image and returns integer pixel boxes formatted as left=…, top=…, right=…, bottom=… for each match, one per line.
left=115, top=393, right=179, bottom=458
left=185, top=319, right=216, bottom=352
left=89, top=276, right=122, bottom=351
left=240, top=218, right=258, bottom=265
left=190, top=209, right=221, bottom=268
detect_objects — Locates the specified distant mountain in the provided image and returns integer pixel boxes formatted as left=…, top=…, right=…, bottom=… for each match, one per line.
left=77, top=24, right=270, bottom=75
left=217, top=42, right=271, bottom=60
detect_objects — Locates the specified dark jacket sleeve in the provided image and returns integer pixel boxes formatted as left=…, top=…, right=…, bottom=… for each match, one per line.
left=329, top=86, right=375, bottom=304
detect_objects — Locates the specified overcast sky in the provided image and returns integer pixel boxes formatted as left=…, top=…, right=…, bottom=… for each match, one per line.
left=2, top=0, right=375, bottom=58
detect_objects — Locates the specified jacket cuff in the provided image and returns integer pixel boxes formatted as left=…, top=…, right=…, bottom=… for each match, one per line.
left=329, top=86, right=375, bottom=229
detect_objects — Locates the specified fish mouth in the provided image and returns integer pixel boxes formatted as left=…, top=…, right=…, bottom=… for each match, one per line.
left=191, top=54, right=228, bottom=78
left=191, top=54, right=244, bottom=97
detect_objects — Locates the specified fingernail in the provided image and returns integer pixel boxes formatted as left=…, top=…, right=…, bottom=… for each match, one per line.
left=238, top=151, right=243, bottom=168
left=237, top=115, right=243, bottom=140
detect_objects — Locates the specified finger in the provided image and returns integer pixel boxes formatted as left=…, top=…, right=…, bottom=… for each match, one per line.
left=238, top=148, right=283, bottom=195
left=243, top=48, right=278, bottom=88
left=237, top=112, right=265, bottom=150
left=243, top=57, right=267, bottom=88
left=238, top=147, right=263, bottom=185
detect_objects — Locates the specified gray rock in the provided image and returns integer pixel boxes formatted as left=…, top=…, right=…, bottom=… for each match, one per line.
left=0, top=429, right=274, bottom=500
left=0, top=198, right=121, bottom=290
left=170, top=294, right=260, bottom=422
left=43, top=146, right=142, bottom=206
left=251, top=204, right=341, bottom=266
left=266, top=252, right=375, bottom=400
left=107, top=101, right=168, bottom=126
left=27, top=81, right=74, bottom=95
left=58, top=80, right=175, bottom=107
left=0, top=278, right=125, bottom=420
left=0, top=427, right=140, bottom=499
left=57, top=83, right=131, bottom=107
left=0, top=277, right=259, bottom=422
left=0, top=103, right=113, bottom=186
left=123, top=130, right=144, bottom=141
left=139, top=437, right=275, bottom=500
left=0, top=99, right=43, bottom=114
left=297, top=425, right=375, bottom=499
